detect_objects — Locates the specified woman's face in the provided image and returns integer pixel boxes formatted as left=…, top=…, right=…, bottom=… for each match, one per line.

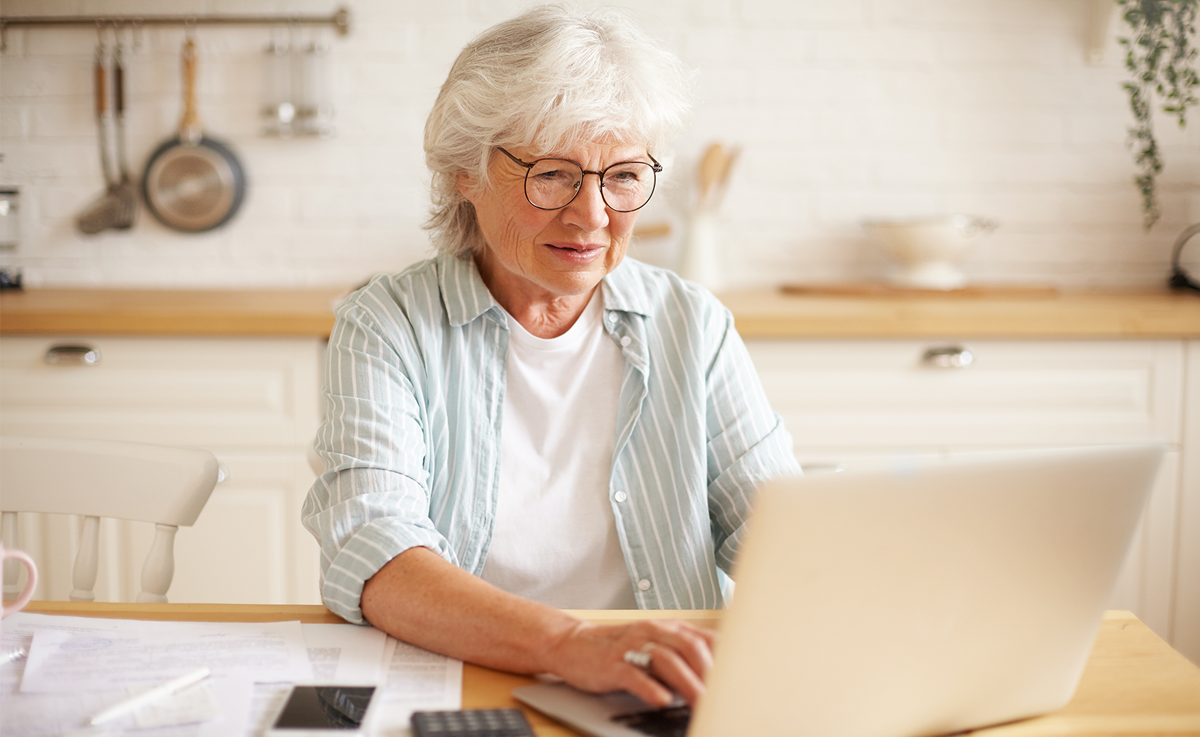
left=459, top=141, right=648, bottom=308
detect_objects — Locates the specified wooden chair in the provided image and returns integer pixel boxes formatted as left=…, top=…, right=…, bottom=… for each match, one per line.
left=0, top=436, right=219, bottom=603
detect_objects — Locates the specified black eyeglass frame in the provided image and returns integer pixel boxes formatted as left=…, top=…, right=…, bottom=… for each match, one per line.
left=495, top=147, right=663, bottom=213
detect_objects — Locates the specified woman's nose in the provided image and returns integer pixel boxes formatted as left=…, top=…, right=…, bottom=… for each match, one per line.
left=561, top=173, right=610, bottom=231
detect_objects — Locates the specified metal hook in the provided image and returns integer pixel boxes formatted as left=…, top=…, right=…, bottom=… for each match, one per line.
left=130, top=18, right=144, bottom=52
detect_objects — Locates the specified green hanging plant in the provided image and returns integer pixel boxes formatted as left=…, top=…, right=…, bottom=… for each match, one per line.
left=1117, top=0, right=1199, bottom=230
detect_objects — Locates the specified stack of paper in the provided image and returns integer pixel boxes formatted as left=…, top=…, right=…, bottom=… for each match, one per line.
left=0, top=613, right=462, bottom=737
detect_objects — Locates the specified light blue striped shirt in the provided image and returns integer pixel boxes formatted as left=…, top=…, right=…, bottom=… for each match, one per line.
left=301, top=253, right=799, bottom=623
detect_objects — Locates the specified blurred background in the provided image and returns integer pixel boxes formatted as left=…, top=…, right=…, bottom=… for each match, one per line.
left=1, top=0, right=1197, bottom=290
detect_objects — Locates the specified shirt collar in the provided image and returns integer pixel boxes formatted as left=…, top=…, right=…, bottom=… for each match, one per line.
left=600, top=258, right=652, bottom=319
left=438, top=253, right=500, bottom=327
left=437, top=251, right=653, bottom=327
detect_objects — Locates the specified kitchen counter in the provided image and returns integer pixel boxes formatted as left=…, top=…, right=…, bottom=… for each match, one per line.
left=0, top=288, right=346, bottom=338
left=720, top=287, right=1200, bottom=339
left=0, top=286, right=1197, bottom=339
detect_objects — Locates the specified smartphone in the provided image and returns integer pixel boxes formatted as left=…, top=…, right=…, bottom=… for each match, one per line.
left=265, top=685, right=377, bottom=735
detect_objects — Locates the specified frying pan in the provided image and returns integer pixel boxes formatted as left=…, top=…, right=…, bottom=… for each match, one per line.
left=143, top=38, right=245, bottom=232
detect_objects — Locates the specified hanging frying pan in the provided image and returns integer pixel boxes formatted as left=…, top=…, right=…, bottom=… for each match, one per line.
left=143, top=38, right=245, bottom=232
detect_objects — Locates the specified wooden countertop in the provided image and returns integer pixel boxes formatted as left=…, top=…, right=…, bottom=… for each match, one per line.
left=721, top=287, right=1200, bottom=339
left=0, top=287, right=346, bottom=338
left=1, top=286, right=1197, bottom=339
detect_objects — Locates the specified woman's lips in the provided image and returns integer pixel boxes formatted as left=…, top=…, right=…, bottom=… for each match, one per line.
left=545, top=242, right=604, bottom=262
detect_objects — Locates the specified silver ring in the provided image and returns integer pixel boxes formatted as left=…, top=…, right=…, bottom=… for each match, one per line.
left=623, top=644, right=653, bottom=670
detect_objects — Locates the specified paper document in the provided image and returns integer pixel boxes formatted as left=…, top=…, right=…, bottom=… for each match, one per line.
left=21, top=620, right=310, bottom=692
left=247, top=632, right=462, bottom=736
left=2, top=613, right=310, bottom=737
left=3, top=613, right=463, bottom=737
left=368, top=636, right=463, bottom=730
left=302, top=622, right=388, bottom=683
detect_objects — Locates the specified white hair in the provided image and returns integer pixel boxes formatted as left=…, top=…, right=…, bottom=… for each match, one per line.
left=423, top=4, right=695, bottom=258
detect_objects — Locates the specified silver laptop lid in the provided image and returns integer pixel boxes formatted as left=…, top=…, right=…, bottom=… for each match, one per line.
left=689, top=443, right=1163, bottom=737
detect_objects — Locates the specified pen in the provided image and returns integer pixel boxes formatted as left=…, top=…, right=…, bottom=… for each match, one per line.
left=1, top=647, right=27, bottom=665
left=89, top=666, right=211, bottom=726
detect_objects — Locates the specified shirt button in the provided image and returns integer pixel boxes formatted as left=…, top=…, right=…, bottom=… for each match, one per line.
left=637, top=579, right=652, bottom=591
left=614, top=491, right=628, bottom=503
left=620, top=336, right=631, bottom=347
left=606, top=313, right=617, bottom=323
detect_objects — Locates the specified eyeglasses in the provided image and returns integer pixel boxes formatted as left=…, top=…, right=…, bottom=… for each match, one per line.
left=496, top=147, right=662, bottom=213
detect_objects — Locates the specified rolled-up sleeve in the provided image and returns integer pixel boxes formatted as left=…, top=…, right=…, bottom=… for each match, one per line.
left=704, top=308, right=800, bottom=574
left=302, top=300, right=456, bottom=624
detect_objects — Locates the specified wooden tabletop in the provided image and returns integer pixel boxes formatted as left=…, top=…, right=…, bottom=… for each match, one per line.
left=19, top=602, right=1200, bottom=736
left=2, top=286, right=1198, bottom=339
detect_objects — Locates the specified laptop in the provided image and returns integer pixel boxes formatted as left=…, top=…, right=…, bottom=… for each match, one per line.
left=514, top=443, right=1164, bottom=737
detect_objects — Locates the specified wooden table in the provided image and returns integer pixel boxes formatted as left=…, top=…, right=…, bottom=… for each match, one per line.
left=20, top=602, right=1200, bottom=736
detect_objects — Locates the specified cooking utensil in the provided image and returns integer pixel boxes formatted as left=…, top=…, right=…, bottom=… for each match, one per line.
left=142, top=38, right=245, bottom=232
left=695, top=142, right=741, bottom=214
left=110, top=39, right=136, bottom=230
left=76, top=37, right=124, bottom=235
left=696, top=143, right=725, bottom=212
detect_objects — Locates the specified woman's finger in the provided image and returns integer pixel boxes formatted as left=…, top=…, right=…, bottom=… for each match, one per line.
left=642, top=642, right=706, bottom=706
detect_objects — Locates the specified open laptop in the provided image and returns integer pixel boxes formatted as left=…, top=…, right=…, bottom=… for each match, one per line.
left=514, top=443, right=1164, bottom=737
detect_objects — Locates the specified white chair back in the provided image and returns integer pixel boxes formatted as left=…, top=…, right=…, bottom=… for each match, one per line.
left=0, top=436, right=219, bottom=603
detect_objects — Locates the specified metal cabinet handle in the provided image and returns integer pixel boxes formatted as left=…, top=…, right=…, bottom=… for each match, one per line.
left=800, top=463, right=846, bottom=475
left=921, top=345, right=974, bottom=369
left=44, top=344, right=101, bottom=366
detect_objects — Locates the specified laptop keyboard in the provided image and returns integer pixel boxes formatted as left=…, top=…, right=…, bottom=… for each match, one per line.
left=611, top=706, right=691, bottom=737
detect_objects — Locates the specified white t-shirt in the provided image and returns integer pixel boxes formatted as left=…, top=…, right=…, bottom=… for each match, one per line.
left=480, top=291, right=637, bottom=609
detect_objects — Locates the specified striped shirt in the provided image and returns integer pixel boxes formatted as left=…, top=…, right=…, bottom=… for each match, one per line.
left=301, top=253, right=800, bottom=623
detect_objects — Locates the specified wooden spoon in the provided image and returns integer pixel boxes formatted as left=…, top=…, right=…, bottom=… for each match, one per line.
left=697, top=143, right=726, bottom=212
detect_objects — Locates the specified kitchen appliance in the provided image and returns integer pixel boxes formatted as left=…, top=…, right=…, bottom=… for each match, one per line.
left=865, top=215, right=997, bottom=290
left=0, top=188, right=19, bottom=250
left=1169, top=222, right=1200, bottom=293
left=143, top=37, right=246, bottom=233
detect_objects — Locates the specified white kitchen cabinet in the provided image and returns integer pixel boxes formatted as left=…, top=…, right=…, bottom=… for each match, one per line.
left=745, top=337, right=1197, bottom=664
left=1175, top=340, right=1200, bottom=664
left=0, top=335, right=323, bottom=605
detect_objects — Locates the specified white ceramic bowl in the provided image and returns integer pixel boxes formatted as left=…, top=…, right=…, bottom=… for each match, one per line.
left=864, top=215, right=997, bottom=290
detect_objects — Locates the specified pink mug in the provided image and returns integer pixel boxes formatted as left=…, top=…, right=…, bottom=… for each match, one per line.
left=2, top=544, right=38, bottom=618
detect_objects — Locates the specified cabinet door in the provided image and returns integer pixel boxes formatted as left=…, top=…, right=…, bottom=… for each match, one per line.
left=1173, top=340, right=1200, bottom=666
left=1107, top=451, right=1181, bottom=639
left=148, top=453, right=321, bottom=605
left=747, top=339, right=1183, bottom=453
left=0, top=336, right=324, bottom=605
left=745, top=337, right=1190, bottom=658
left=0, top=336, right=320, bottom=447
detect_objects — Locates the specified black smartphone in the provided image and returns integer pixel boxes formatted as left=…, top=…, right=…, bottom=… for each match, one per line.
left=266, top=685, right=377, bottom=735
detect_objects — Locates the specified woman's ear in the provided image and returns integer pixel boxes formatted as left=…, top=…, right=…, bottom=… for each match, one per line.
left=456, top=171, right=478, bottom=203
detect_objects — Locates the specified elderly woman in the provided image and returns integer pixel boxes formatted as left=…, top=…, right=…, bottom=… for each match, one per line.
left=302, top=5, right=798, bottom=708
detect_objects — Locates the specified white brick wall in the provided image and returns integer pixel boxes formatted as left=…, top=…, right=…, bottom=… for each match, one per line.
left=1, top=0, right=1197, bottom=289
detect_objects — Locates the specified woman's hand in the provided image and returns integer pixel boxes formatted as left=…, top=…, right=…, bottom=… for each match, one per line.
left=542, top=619, right=717, bottom=707
left=363, top=549, right=716, bottom=708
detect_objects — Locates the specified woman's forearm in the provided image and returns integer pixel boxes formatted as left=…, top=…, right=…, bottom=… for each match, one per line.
left=358, top=545, right=715, bottom=707
left=360, top=546, right=579, bottom=675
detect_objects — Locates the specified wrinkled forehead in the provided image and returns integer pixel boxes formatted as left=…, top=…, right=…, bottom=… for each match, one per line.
left=516, top=122, right=653, bottom=161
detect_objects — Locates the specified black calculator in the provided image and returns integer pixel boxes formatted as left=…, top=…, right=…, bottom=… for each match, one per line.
left=410, top=708, right=535, bottom=737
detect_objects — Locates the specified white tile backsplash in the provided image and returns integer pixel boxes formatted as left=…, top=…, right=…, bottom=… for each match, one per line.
left=1, top=0, right=1197, bottom=289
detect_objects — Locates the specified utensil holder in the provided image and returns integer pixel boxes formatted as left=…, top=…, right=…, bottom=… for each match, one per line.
left=679, top=211, right=724, bottom=292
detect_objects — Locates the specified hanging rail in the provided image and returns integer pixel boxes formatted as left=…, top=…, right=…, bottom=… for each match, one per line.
left=0, top=6, right=350, bottom=50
